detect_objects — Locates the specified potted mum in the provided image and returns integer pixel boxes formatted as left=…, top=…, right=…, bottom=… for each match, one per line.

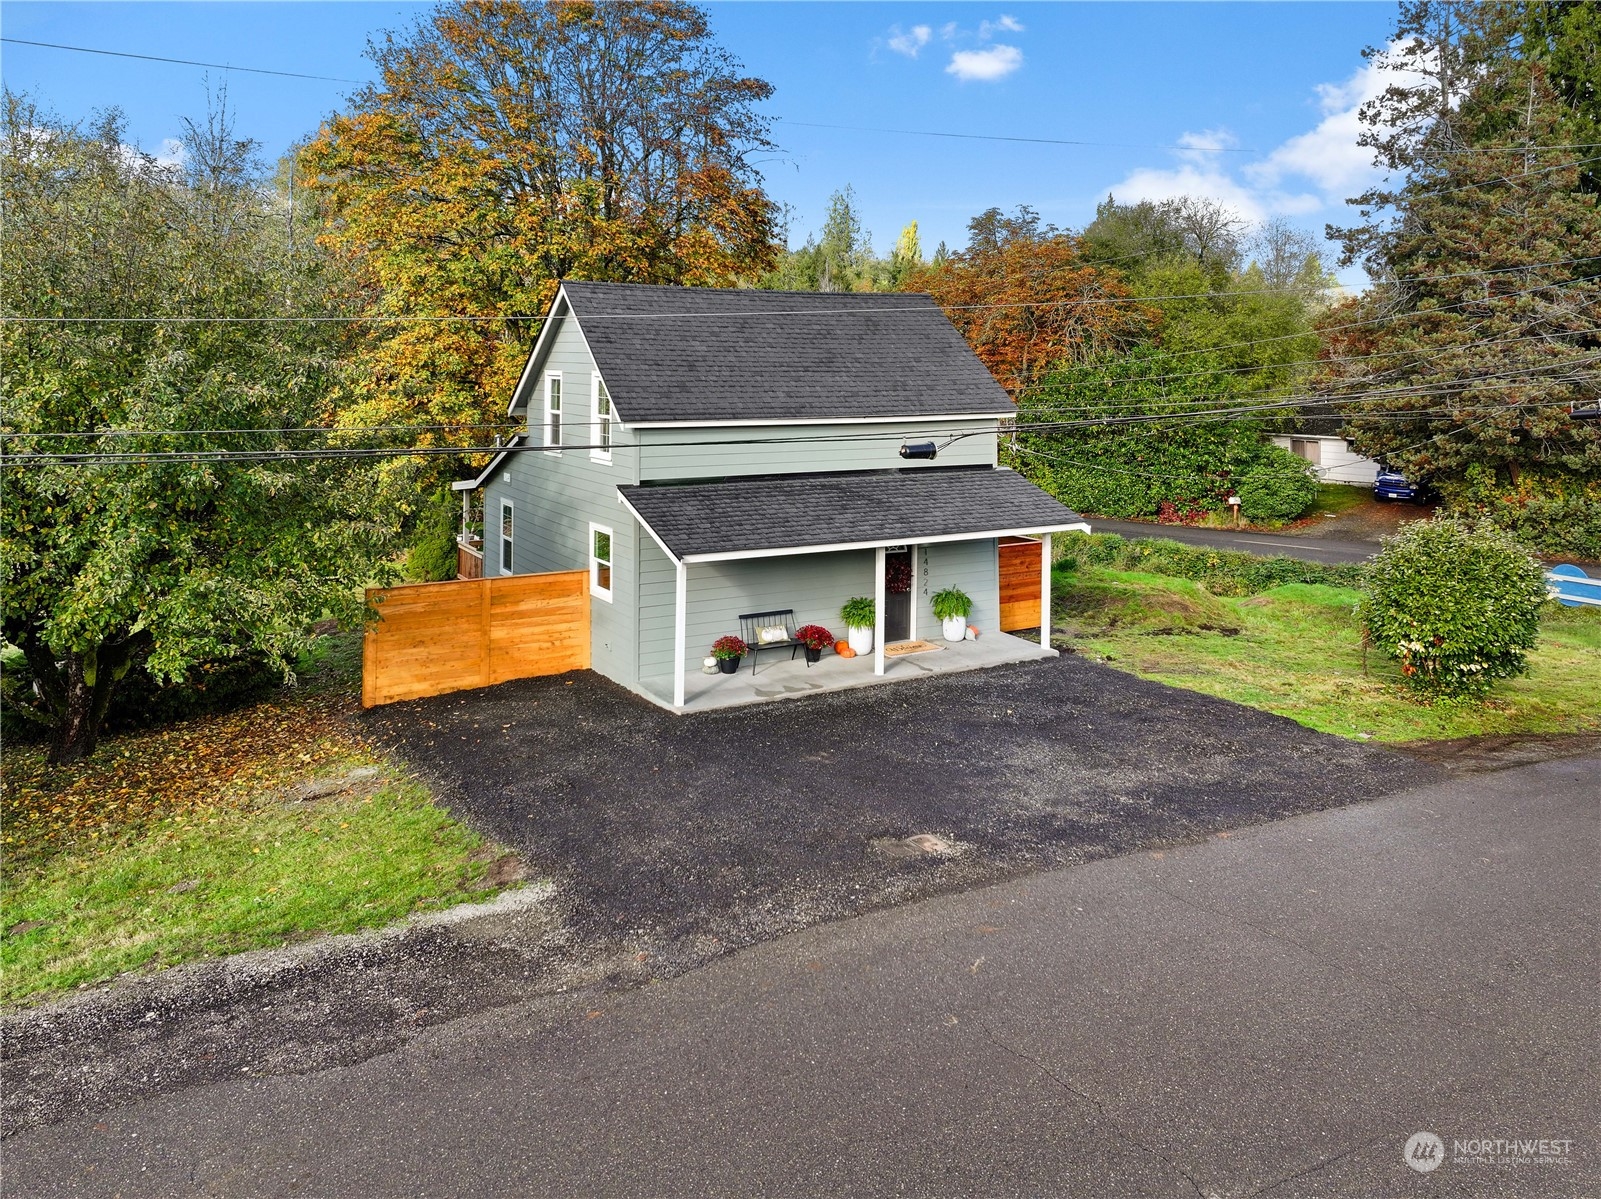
left=840, top=596, right=875, bottom=656
left=793, top=624, right=834, bottom=666
left=930, top=586, right=973, bottom=643
left=710, top=634, right=748, bottom=674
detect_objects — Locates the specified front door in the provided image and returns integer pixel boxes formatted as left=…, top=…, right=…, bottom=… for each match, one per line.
left=885, top=548, right=912, bottom=642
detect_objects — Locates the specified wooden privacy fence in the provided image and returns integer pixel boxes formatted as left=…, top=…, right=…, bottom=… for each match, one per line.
left=362, top=571, right=589, bottom=707
left=998, top=536, right=1043, bottom=632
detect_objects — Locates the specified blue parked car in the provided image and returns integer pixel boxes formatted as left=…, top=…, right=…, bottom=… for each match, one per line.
left=1373, top=470, right=1423, bottom=502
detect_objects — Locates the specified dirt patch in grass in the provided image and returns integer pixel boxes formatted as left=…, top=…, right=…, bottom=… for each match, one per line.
left=1393, top=732, right=1601, bottom=773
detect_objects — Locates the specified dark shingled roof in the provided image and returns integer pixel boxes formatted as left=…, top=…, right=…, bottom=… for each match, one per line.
left=556, top=281, right=1014, bottom=424
left=618, top=468, right=1084, bottom=560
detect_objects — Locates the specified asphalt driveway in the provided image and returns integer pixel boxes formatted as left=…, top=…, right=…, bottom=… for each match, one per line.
left=4, top=655, right=1438, bottom=1136
left=364, top=655, right=1437, bottom=965
left=9, top=754, right=1594, bottom=1197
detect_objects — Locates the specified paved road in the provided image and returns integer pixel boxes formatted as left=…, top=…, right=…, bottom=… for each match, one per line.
left=8, top=756, right=1596, bottom=1198
left=1087, top=517, right=1378, bottom=564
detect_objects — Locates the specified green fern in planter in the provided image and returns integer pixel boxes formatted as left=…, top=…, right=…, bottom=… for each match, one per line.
left=930, top=587, right=973, bottom=621
left=840, top=596, right=875, bottom=628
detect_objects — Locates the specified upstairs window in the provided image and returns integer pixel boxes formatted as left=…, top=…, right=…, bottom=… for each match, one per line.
left=544, top=373, right=562, bottom=450
left=589, top=522, right=613, bottom=602
left=592, top=373, right=613, bottom=463
left=499, top=499, right=514, bottom=575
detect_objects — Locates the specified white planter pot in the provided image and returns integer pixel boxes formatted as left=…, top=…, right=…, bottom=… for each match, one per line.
left=847, top=625, right=873, bottom=655
left=942, top=616, right=968, bottom=643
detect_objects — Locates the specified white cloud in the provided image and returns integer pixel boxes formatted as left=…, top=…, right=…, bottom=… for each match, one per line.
left=939, top=21, right=959, bottom=41
left=1097, top=48, right=1426, bottom=231
left=979, top=14, right=1025, bottom=39
left=155, top=137, right=187, bottom=169
left=1243, top=57, right=1390, bottom=197
left=1174, top=127, right=1239, bottom=164
left=886, top=23, right=932, bottom=58
left=946, top=44, right=1023, bottom=82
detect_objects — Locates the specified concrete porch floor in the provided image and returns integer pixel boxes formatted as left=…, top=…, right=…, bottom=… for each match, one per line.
left=642, top=631, right=1057, bottom=713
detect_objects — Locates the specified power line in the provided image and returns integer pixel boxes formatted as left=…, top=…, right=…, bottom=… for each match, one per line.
left=8, top=376, right=1594, bottom=467
left=0, top=37, right=366, bottom=85
left=774, top=119, right=1251, bottom=154
left=7, top=357, right=1593, bottom=451
left=8, top=254, right=1598, bottom=325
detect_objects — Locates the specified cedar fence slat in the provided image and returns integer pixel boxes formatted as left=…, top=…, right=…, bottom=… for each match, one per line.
left=362, top=571, right=589, bottom=707
left=998, top=536, right=1042, bottom=631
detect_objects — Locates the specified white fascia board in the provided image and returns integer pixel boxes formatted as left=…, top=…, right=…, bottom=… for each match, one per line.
left=454, top=434, right=524, bottom=491
left=677, top=521, right=1091, bottom=564
left=506, top=288, right=571, bottom=417
left=616, top=490, right=682, bottom=565
left=626, top=412, right=1011, bottom=429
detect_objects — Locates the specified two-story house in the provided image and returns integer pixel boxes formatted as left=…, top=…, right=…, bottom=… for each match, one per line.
left=454, top=281, right=1088, bottom=710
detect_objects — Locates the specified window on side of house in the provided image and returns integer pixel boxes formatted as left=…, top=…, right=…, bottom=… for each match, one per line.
left=544, top=373, right=562, bottom=450
left=1291, top=438, right=1322, bottom=466
left=589, top=522, right=613, bottom=602
left=499, top=499, right=514, bottom=575
left=592, top=373, right=612, bottom=463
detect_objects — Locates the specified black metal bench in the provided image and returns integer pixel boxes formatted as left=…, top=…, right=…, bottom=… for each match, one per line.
left=738, top=609, right=799, bottom=675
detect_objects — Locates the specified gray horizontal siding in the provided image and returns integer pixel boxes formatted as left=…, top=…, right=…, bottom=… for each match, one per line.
left=484, top=312, right=640, bottom=686
left=916, top=539, right=999, bottom=633
left=637, top=535, right=1001, bottom=689
left=635, top=419, right=997, bottom=481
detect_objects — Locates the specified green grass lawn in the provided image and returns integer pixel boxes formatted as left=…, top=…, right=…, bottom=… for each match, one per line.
left=1303, top=482, right=1374, bottom=519
left=1056, top=566, right=1601, bottom=743
left=1, top=634, right=510, bottom=1007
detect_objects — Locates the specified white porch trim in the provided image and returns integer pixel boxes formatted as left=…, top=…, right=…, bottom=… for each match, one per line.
left=675, top=521, right=1091, bottom=565
left=624, top=412, right=1010, bottom=429
left=873, top=546, right=886, bottom=677
left=1040, top=532, right=1053, bottom=650
left=673, top=559, right=688, bottom=709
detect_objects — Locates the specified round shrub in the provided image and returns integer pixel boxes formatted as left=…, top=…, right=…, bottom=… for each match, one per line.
left=1236, top=448, right=1319, bottom=522
left=1358, top=518, right=1547, bottom=700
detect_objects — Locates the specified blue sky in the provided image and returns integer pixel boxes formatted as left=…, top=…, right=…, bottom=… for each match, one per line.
left=1, top=2, right=1399, bottom=283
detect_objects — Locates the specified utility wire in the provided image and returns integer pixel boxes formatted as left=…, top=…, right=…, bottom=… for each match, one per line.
left=8, top=380, right=1594, bottom=467
left=9, top=255, right=1598, bottom=325
left=0, top=37, right=366, bottom=84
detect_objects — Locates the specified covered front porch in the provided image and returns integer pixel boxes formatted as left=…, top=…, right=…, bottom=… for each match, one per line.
left=649, top=628, right=1056, bottom=713
left=619, top=467, right=1088, bottom=713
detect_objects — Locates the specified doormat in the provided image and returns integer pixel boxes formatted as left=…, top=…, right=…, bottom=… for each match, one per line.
left=883, top=639, right=943, bottom=658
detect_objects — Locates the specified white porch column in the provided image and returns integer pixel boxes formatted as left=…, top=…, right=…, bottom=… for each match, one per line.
left=908, top=544, right=920, bottom=642
left=1040, top=533, right=1053, bottom=651
left=673, top=559, right=688, bottom=708
left=873, top=545, right=887, bottom=676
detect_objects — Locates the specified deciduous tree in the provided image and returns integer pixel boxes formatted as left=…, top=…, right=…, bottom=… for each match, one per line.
left=301, top=0, right=780, bottom=450
left=1, top=94, right=393, bottom=762
left=904, top=206, right=1152, bottom=395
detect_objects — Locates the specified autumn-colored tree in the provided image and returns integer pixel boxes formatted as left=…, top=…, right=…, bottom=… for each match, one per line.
left=301, top=0, right=780, bottom=464
left=1320, top=1, right=1601, bottom=555
left=904, top=206, right=1152, bottom=395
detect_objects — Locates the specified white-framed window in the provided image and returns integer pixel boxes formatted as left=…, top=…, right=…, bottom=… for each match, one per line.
left=499, top=499, right=514, bottom=575
left=589, top=522, right=613, bottom=602
left=591, top=372, right=612, bottom=463
left=544, top=372, right=562, bottom=451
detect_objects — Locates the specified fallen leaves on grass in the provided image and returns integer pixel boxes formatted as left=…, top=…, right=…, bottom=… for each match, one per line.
left=2, top=692, right=371, bottom=863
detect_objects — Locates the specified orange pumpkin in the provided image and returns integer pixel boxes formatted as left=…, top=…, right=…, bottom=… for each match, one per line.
left=836, top=642, right=857, bottom=658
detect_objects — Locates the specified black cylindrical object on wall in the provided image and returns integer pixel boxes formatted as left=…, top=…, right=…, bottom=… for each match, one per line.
left=899, top=441, right=938, bottom=460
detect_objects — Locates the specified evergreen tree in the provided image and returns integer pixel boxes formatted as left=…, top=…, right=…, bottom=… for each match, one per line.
left=1320, top=1, right=1601, bottom=552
